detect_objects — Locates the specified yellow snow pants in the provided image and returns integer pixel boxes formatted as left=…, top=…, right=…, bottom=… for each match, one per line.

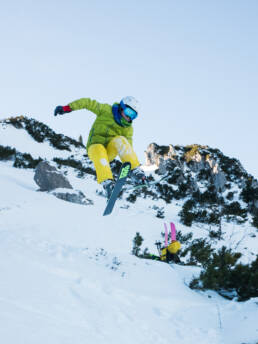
left=88, top=136, right=140, bottom=184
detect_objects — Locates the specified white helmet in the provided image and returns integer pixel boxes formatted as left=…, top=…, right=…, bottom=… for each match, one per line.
left=120, top=96, right=140, bottom=114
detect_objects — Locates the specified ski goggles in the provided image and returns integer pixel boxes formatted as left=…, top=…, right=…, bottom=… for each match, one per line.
left=123, top=106, right=138, bottom=120
left=120, top=101, right=138, bottom=120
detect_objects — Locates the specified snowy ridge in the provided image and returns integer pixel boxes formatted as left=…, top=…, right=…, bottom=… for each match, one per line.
left=0, top=117, right=258, bottom=343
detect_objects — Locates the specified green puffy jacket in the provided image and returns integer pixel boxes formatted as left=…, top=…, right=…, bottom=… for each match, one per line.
left=69, top=98, right=133, bottom=150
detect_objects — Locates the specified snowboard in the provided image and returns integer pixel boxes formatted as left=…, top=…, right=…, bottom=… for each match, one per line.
left=103, top=162, right=131, bottom=216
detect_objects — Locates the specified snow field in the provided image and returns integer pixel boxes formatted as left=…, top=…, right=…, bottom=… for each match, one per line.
left=1, top=162, right=258, bottom=343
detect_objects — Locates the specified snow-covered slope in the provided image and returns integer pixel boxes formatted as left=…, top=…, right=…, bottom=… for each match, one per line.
left=0, top=117, right=258, bottom=343
left=1, top=162, right=258, bottom=344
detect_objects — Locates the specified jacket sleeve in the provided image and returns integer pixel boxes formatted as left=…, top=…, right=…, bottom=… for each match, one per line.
left=68, top=98, right=104, bottom=116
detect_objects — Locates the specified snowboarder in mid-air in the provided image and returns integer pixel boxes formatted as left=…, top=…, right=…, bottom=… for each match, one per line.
left=54, top=96, right=146, bottom=199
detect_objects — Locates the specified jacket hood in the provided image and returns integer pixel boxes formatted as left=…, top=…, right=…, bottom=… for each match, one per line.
left=112, top=103, right=132, bottom=128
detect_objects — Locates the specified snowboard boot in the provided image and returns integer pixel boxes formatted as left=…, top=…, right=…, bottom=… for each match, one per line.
left=101, top=179, right=115, bottom=199
left=130, top=167, right=146, bottom=185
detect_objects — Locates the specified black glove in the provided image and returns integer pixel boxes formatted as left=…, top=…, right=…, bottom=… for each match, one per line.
left=54, top=105, right=72, bottom=116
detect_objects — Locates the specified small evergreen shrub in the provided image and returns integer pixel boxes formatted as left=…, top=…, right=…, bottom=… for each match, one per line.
left=155, top=183, right=174, bottom=203
left=179, top=199, right=221, bottom=227
left=223, top=201, right=247, bottom=217
left=219, top=156, right=245, bottom=181
left=0, top=145, right=16, bottom=160
left=190, top=247, right=258, bottom=301
left=180, top=238, right=214, bottom=267
left=197, top=168, right=210, bottom=181
left=175, top=230, right=193, bottom=245
left=53, top=157, right=95, bottom=176
left=50, top=133, right=71, bottom=150
left=223, top=201, right=247, bottom=224
left=207, top=210, right=221, bottom=225
left=175, top=181, right=189, bottom=199
left=126, top=183, right=157, bottom=204
left=0, top=145, right=42, bottom=168
left=226, top=191, right=234, bottom=201
left=209, top=229, right=222, bottom=239
left=6, top=116, right=24, bottom=129
left=252, top=213, right=258, bottom=229
left=192, top=186, right=218, bottom=205
left=131, top=233, right=160, bottom=261
left=241, top=178, right=258, bottom=204
left=179, top=199, right=196, bottom=226
left=126, top=192, right=138, bottom=203
left=78, top=135, right=84, bottom=145
left=232, top=256, right=258, bottom=301
left=132, top=232, right=144, bottom=257
left=166, top=167, right=182, bottom=184
left=156, top=207, right=165, bottom=218
left=201, top=188, right=218, bottom=204
left=13, top=153, right=42, bottom=169
left=10, top=117, right=83, bottom=151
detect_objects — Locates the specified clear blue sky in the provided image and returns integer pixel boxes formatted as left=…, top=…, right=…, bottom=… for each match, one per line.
left=1, top=0, right=257, bottom=178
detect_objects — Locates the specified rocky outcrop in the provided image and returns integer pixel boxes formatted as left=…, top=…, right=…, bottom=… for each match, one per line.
left=145, top=143, right=176, bottom=166
left=34, top=161, right=93, bottom=206
left=51, top=189, right=93, bottom=206
left=145, top=143, right=177, bottom=174
left=211, top=170, right=227, bottom=192
left=34, top=161, right=72, bottom=191
left=144, top=143, right=226, bottom=192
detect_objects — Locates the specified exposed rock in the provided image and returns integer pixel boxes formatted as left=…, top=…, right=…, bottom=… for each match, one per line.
left=145, top=143, right=227, bottom=192
left=206, top=156, right=226, bottom=192
left=158, top=158, right=178, bottom=175
left=34, top=160, right=72, bottom=191
left=206, top=156, right=219, bottom=173
left=145, top=143, right=176, bottom=167
left=145, top=143, right=178, bottom=175
left=188, top=158, right=206, bottom=173
left=185, top=149, right=202, bottom=164
left=51, top=189, right=93, bottom=206
left=212, top=171, right=227, bottom=192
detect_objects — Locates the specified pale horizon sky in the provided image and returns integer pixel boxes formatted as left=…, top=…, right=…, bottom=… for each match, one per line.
left=1, top=0, right=258, bottom=178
